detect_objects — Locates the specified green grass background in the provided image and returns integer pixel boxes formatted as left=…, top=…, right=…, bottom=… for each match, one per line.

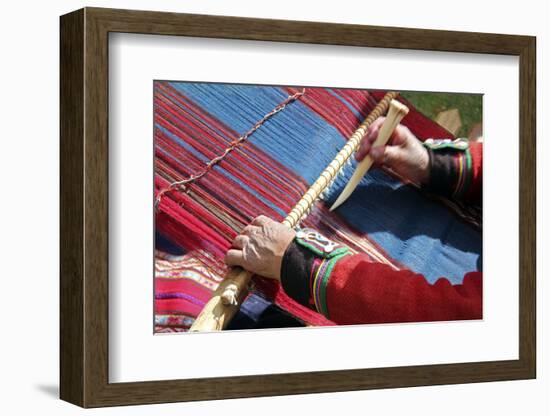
left=401, top=91, right=482, bottom=138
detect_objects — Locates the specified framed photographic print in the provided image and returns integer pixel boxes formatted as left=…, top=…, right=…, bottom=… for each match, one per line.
left=60, top=7, right=536, bottom=407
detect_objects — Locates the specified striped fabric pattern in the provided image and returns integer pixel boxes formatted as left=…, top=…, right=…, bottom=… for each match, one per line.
left=154, top=250, right=223, bottom=332
left=154, top=81, right=482, bottom=331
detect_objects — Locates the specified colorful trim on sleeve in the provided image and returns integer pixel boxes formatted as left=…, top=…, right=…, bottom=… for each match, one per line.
left=294, top=228, right=349, bottom=259
left=453, top=147, right=473, bottom=199
left=310, top=252, right=350, bottom=318
left=423, top=138, right=476, bottom=200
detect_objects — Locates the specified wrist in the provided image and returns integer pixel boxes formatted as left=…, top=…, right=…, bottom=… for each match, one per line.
left=275, top=230, right=296, bottom=280
left=416, top=147, right=431, bottom=185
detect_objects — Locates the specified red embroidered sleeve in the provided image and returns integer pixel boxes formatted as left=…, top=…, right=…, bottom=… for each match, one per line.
left=281, top=229, right=482, bottom=326
left=324, top=255, right=482, bottom=325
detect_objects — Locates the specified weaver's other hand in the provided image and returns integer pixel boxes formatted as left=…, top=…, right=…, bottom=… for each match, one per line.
left=355, top=117, right=430, bottom=185
left=224, top=215, right=296, bottom=281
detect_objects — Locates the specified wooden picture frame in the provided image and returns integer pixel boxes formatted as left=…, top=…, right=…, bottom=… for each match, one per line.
left=60, top=7, right=536, bottom=408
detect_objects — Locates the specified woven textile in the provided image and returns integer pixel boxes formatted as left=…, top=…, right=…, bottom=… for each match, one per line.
left=154, top=82, right=482, bottom=332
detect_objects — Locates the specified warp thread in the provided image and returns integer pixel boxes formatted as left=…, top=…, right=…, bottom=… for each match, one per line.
left=155, top=88, right=306, bottom=210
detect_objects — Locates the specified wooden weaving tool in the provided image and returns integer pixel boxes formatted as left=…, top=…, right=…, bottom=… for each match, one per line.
left=190, top=92, right=401, bottom=332
left=330, top=99, right=410, bottom=211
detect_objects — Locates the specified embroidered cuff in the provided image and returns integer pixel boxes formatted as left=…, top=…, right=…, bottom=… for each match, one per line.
left=280, top=241, right=315, bottom=306
left=294, top=229, right=349, bottom=259
left=423, top=138, right=473, bottom=199
left=280, top=228, right=350, bottom=317
left=309, top=251, right=349, bottom=318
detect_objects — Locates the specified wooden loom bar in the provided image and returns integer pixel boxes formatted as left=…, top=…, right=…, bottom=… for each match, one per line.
left=189, top=91, right=399, bottom=332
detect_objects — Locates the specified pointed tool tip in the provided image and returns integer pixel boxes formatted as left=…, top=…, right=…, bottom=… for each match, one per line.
left=329, top=178, right=356, bottom=211
left=329, top=196, right=345, bottom=211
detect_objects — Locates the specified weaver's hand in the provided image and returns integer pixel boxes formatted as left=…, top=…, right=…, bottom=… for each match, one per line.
left=224, top=215, right=296, bottom=281
left=355, top=117, right=430, bottom=185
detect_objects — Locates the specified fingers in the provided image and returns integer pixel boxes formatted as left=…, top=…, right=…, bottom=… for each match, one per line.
left=370, top=145, right=401, bottom=167
left=356, top=117, right=384, bottom=161
left=369, top=146, right=384, bottom=165
left=241, top=224, right=260, bottom=235
left=368, top=117, right=408, bottom=146
left=224, top=249, right=244, bottom=267
left=355, top=137, right=372, bottom=161
left=251, top=215, right=271, bottom=227
left=355, top=117, right=411, bottom=163
left=232, top=216, right=272, bottom=249
left=368, top=117, right=386, bottom=136
left=232, top=234, right=248, bottom=249
left=390, top=125, right=410, bottom=147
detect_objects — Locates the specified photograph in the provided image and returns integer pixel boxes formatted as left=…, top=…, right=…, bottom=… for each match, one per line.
left=153, top=81, right=483, bottom=333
